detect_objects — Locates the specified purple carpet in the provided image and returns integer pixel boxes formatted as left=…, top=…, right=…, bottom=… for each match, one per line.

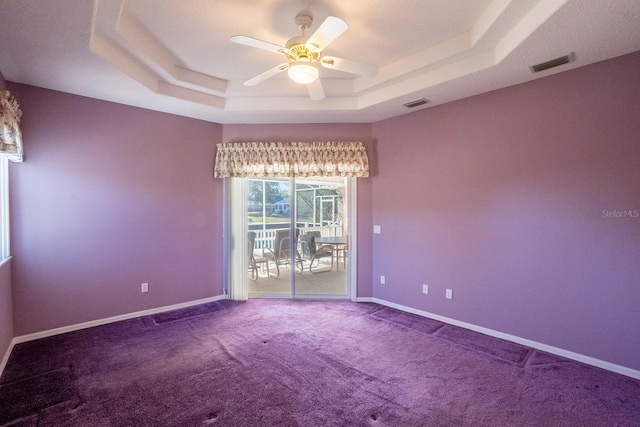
left=1, top=300, right=639, bottom=426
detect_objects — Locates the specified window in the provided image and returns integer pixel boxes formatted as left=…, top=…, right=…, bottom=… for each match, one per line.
left=0, top=155, right=9, bottom=261
left=0, top=90, right=24, bottom=262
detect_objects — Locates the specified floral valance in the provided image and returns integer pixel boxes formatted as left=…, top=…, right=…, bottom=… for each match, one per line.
left=0, top=90, right=23, bottom=162
left=214, top=141, right=369, bottom=178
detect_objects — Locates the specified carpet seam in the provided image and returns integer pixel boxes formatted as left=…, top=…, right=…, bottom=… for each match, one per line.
left=0, top=365, right=72, bottom=387
left=371, top=310, right=532, bottom=367
left=520, top=348, right=536, bottom=368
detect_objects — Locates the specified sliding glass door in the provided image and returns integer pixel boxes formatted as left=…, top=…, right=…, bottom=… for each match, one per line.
left=247, top=178, right=292, bottom=297
left=292, top=178, right=348, bottom=297
left=246, top=177, right=349, bottom=299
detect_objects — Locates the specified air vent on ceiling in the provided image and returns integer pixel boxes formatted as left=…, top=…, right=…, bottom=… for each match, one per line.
left=403, top=98, right=430, bottom=108
left=530, top=52, right=575, bottom=73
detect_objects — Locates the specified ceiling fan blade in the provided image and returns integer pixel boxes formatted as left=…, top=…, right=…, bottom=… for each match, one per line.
left=307, top=78, right=325, bottom=101
left=306, top=16, right=348, bottom=50
left=231, top=35, right=286, bottom=54
left=320, top=56, right=378, bottom=77
left=244, top=63, right=289, bottom=86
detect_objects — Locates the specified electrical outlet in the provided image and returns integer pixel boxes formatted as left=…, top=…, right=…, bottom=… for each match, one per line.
left=422, top=284, right=428, bottom=294
left=446, top=289, right=452, bottom=299
left=141, top=282, right=149, bottom=293
left=380, top=275, right=386, bottom=285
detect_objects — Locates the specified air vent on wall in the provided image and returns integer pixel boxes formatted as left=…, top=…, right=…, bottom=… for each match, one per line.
left=403, top=98, right=430, bottom=108
left=530, top=52, right=575, bottom=73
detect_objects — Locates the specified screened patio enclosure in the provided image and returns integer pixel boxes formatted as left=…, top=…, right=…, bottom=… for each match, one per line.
left=247, top=177, right=348, bottom=298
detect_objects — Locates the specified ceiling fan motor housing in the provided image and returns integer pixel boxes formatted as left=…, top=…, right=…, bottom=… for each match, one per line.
left=285, top=36, right=320, bottom=62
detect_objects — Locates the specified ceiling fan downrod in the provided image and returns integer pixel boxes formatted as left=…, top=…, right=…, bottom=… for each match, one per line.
left=283, top=13, right=320, bottom=63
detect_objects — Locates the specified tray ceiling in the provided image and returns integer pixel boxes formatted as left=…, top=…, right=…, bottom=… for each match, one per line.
left=1, top=0, right=639, bottom=124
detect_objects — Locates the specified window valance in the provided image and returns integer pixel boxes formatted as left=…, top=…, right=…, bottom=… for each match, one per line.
left=214, top=141, right=369, bottom=178
left=0, top=90, right=23, bottom=162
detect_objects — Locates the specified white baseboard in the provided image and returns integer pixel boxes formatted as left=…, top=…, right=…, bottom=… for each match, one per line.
left=0, top=339, right=15, bottom=379
left=13, top=294, right=227, bottom=344
left=371, top=298, right=640, bottom=380
left=0, top=294, right=226, bottom=378
left=4, top=295, right=638, bottom=381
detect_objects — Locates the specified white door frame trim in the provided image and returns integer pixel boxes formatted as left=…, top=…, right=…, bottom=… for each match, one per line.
left=224, top=177, right=358, bottom=300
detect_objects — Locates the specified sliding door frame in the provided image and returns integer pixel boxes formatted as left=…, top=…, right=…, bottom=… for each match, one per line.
left=223, top=177, right=358, bottom=301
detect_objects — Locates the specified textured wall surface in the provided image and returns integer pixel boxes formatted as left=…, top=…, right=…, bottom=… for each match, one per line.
left=9, top=84, right=224, bottom=335
left=371, top=51, right=640, bottom=370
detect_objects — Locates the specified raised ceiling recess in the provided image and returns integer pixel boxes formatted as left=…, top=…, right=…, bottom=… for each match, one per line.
left=88, top=0, right=578, bottom=123
left=2, top=0, right=639, bottom=123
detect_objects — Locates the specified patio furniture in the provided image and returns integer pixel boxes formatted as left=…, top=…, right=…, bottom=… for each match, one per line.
left=262, top=229, right=302, bottom=278
left=314, top=236, right=347, bottom=271
left=299, top=233, right=334, bottom=274
left=248, top=231, right=267, bottom=280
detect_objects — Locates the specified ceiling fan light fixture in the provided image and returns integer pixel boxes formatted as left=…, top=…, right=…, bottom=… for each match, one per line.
left=288, top=61, right=319, bottom=84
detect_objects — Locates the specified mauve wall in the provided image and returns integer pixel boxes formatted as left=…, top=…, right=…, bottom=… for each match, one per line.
left=0, top=70, right=13, bottom=363
left=371, top=51, right=640, bottom=370
left=222, top=124, right=374, bottom=298
left=9, top=84, right=224, bottom=336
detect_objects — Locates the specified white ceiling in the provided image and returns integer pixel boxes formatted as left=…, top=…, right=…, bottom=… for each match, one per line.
left=1, top=0, right=639, bottom=124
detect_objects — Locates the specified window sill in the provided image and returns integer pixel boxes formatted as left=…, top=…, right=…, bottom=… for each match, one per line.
left=0, top=256, right=12, bottom=268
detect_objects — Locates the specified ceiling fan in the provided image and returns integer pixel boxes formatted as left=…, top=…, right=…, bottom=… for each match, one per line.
left=231, top=12, right=378, bottom=100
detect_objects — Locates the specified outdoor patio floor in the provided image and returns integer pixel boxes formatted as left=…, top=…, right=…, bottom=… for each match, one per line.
left=249, top=259, right=348, bottom=297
